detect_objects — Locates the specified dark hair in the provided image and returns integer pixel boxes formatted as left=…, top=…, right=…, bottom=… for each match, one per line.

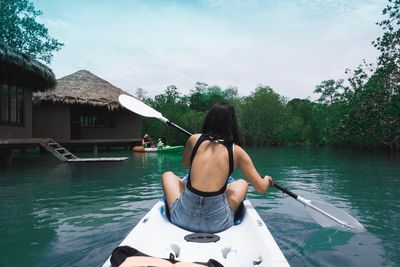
left=202, top=102, right=243, bottom=145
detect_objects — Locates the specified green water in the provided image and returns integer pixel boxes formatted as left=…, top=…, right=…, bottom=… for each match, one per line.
left=0, top=147, right=399, bottom=267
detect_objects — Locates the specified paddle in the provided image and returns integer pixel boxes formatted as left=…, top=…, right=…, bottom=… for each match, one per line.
left=272, top=183, right=365, bottom=232
left=119, top=94, right=366, bottom=233
left=119, top=94, right=192, bottom=136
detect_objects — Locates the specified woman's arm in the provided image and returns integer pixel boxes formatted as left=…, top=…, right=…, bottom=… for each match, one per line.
left=235, top=146, right=272, bottom=194
left=182, top=134, right=201, bottom=168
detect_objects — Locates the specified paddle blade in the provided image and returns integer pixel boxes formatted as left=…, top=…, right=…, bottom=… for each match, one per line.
left=305, top=200, right=366, bottom=233
left=118, top=94, right=164, bottom=119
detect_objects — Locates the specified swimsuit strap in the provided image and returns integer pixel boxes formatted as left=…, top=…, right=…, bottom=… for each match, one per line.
left=226, top=141, right=234, bottom=177
left=190, top=134, right=210, bottom=163
left=187, top=134, right=234, bottom=197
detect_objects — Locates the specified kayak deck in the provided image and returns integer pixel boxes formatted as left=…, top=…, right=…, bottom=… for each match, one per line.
left=103, top=199, right=289, bottom=267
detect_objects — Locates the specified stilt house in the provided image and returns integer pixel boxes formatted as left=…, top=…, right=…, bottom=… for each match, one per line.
left=33, top=70, right=141, bottom=144
left=0, top=43, right=55, bottom=142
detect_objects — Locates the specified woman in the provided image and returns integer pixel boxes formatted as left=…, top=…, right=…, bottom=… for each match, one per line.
left=162, top=102, right=273, bottom=233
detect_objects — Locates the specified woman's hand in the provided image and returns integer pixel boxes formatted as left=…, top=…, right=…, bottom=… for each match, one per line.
left=179, top=178, right=186, bottom=187
left=268, top=176, right=274, bottom=187
left=264, top=175, right=273, bottom=192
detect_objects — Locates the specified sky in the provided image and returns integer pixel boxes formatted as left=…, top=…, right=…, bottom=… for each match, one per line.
left=32, top=0, right=387, bottom=100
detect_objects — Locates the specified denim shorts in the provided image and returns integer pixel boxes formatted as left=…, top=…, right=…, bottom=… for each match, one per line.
left=169, top=187, right=234, bottom=233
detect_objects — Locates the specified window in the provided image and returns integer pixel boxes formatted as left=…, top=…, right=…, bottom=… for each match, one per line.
left=1, top=83, right=8, bottom=123
left=10, top=84, right=17, bottom=123
left=0, top=81, right=24, bottom=126
left=78, top=108, right=116, bottom=128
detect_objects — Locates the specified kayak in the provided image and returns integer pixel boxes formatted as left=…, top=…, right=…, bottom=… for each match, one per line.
left=133, top=145, right=184, bottom=153
left=102, top=198, right=290, bottom=267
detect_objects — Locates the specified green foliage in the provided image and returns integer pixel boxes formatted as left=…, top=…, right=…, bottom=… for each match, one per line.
left=335, top=64, right=399, bottom=149
left=314, top=79, right=344, bottom=104
left=238, top=86, right=286, bottom=146
left=283, top=99, right=315, bottom=145
left=142, top=85, right=190, bottom=145
left=189, top=82, right=238, bottom=112
left=373, top=0, right=400, bottom=67
left=308, top=0, right=400, bottom=150
left=0, top=0, right=63, bottom=63
left=140, top=84, right=241, bottom=146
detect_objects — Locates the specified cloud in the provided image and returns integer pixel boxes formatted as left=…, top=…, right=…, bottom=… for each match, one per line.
left=33, top=0, right=387, bottom=99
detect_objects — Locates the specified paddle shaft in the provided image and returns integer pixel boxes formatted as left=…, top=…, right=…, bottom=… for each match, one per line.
left=273, top=182, right=298, bottom=199
left=166, top=121, right=193, bottom=136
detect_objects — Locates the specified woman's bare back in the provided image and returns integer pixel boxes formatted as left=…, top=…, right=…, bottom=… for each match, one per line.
left=189, top=139, right=231, bottom=193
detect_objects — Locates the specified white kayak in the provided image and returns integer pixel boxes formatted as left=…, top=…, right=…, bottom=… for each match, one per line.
left=103, top=198, right=290, bottom=267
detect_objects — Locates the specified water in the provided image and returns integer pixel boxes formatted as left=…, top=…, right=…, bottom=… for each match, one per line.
left=0, top=147, right=399, bottom=267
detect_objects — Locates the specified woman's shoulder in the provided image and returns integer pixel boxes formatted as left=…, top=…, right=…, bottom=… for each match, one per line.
left=192, top=133, right=202, bottom=138
left=189, top=133, right=201, bottom=141
left=233, top=144, right=249, bottom=160
left=233, top=143, right=244, bottom=152
left=186, top=134, right=202, bottom=147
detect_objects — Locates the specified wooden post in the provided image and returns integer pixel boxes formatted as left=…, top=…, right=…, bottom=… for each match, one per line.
left=0, top=149, right=13, bottom=164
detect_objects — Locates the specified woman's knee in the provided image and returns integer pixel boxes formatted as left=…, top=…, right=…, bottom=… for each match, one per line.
left=162, top=171, right=175, bottom=182
left=162, top=172, right=183, bottom=192
left=234, top=179, right=249, bottom=192
left=238, top=178, right=248, bottom=187
left=227, top=180, right=247, bottom=199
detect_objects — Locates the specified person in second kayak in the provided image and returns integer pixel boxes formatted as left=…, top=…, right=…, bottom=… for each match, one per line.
left=161, top=102, right=273, bottom=233
left=142, top=134, right=151, bottom=148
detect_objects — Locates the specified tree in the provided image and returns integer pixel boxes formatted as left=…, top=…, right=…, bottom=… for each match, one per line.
left=143, top=85, right=191, bottom=145
left=189, top=82, right=209, bottom=111
left=239, top=85, right=286, bottom=146
left=284, top=99, right=315, bottom=144
left=223, top=87, right=239, bottom=101
left=0, top=0, right=63, bottom=63
left=314, top=79, right=344, bottom=104
left=135, top=87, right=148, bottom=101
left=189, top=82, right=236, bottom=112
left=373, top=0, right=400, bottom=68
left=372, top=0, right=400, bottom=149
left=331, top=0, right=400, bottom=150
left=339, top=64, right=399, bottom=149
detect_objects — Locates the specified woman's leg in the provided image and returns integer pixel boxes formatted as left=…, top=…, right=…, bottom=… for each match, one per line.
left=162, top=171, right=185, bottom=207
left=225, top=179, right=248, bottom=213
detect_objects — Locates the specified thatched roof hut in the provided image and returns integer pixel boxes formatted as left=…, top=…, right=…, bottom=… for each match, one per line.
left=0, top=43, right=56, bottom=91
left=33, top=70, right=131, bottom=110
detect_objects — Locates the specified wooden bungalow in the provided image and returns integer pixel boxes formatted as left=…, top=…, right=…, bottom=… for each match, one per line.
left=32, top=70, right=141, bottom=150
left=0, top=43, right=56, bottom=160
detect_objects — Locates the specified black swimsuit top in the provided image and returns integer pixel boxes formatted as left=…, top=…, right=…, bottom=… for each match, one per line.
left=187, top=134, right=234, bottom=197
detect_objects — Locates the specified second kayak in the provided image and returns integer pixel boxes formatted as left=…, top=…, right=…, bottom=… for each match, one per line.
left=132, top=145, right=184, bottom=153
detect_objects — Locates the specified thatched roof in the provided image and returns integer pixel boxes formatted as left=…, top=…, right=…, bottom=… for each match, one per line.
left=0, top=43, right=56, bottom=91
left=33, top=70, right=132, bottom=110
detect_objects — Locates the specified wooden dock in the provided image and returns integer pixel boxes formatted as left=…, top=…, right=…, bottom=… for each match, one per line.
left=0, top=138, right=140, bottom=148
left=0, top=138, right=139, bottom=162
left=67, top=157, right=128, bottom=162
left=40, top=138, right=129, bottom=162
